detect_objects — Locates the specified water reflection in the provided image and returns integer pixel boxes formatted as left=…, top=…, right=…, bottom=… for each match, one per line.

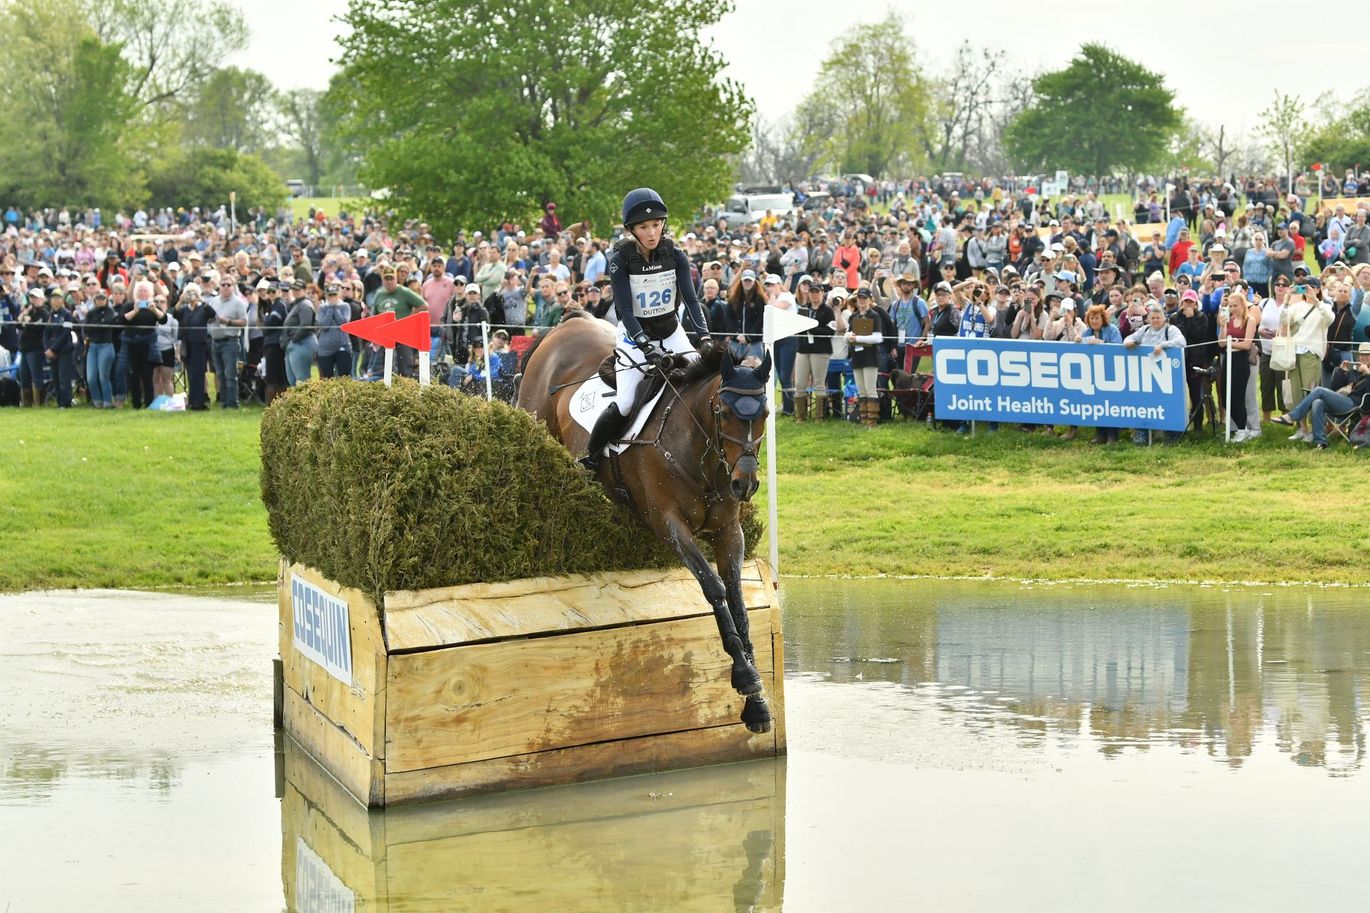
left=280, top=737, right=785, bottom=913
left=784, top=579, right=1370, bottom=774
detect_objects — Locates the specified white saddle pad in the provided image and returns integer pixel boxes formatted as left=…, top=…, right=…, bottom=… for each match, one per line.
left=568, top=377, right=669, bottom=454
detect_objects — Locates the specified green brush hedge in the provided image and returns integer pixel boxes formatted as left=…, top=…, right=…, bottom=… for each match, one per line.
left=260, top=380, right=759, bottom=601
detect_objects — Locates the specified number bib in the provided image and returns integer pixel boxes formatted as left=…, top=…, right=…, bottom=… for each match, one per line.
left=630, top=268, right=676, bottom=319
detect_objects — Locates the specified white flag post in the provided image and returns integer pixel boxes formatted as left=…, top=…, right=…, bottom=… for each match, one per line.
left=383, top=348, right=394, bottom=388
left=761, top=304, right=819, bottom=582
left=481, top=321, right=493, bottom=401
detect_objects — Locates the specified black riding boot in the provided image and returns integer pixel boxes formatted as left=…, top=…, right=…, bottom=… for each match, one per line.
left=578, top=404, right=629, bottom=472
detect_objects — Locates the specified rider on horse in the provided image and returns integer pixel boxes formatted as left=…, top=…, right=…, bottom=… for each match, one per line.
left=577, top=188, right=711, bottom=471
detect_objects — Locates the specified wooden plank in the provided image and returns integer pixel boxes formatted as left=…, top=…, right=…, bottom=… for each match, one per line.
left=384, top=565, right=772, bottom=651
left=761, top=561, right=788, bottom=755
left=280, top=564, right=388, bottom=757
left=284, top=685, right=385, bottom=807
left=383, top=717, right=779, bottom=805
left=385, top=608, right=774, bottom=772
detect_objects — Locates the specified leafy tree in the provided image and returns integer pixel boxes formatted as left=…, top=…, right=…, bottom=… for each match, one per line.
left=804, top=12, right=929, bottom=177
left=186, top=66, right=274, bottom=153
left=1293, top=90, right=1370, bottom=178
left=331, top=0, right=751, bottom=235
left=276, top=88, right=325, bottom=187
left=1004, top=43, right=1179, bottom=175
left=146, top=147, right=285, bottom=214
left=0, top=1, right=144, bottom=208
left=1159, top=113, right=1215, bottom=177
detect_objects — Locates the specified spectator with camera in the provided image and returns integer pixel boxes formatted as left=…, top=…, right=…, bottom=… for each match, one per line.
left=1281, top=283, right=1335, bottom=442
left=1273, top=343, right=1370, bottom=448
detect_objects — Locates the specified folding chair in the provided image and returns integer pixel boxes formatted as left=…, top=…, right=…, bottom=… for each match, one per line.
left=1327, top=393, right=1370, bottom=445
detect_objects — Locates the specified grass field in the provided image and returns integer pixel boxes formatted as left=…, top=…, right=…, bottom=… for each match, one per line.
left=2, top=406, right=1366, bottom=592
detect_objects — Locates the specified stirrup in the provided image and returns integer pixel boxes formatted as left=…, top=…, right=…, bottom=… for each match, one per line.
left=577, top=452, right=600, bottom=472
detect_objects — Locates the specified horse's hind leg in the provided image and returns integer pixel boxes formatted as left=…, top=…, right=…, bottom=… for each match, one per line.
left=660, top=513, right=763, bottom=696
left=715, top=520, right=772, bottom=734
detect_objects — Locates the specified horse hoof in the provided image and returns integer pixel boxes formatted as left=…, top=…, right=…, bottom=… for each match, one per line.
left=731, top=663, right=762, bottom=696
left=741, top=695, right=772, bottom=733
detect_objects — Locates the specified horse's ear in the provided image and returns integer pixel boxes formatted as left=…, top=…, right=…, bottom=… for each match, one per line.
left=721, top=349, right=735, bottom=382
left=756, top=351, right=772, bottom=384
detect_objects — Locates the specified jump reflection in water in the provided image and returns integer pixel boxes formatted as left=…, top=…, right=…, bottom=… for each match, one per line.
left=280, top=738, right=785, bottom=913
left=785, top=580, right=1370, bottom=773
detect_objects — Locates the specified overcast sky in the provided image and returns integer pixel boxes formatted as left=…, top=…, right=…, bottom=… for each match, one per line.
left=234, top=0, right=1355, bottom=146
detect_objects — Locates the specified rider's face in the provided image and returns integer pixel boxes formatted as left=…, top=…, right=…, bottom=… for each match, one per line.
left=631, top=219, right=665, bottom=251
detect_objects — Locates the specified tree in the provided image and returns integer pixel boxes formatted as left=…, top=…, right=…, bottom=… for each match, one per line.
left=146, top=147, right=285, bottom=214
left=924, top=42, right=1004, bottom=173
left=0, top=1, right=144, bottom=208
left=1258, top=92, right=1305, bottom=193
left=186, top=67, right=275, bottom=153
left=804, top=12, right=929, bottom=177
left=331, top=0, right=751, bottom=235
left=1004, top=44, right=1179, bottom=176
left=277, top=88, right=325, bottom=187
left=1159, top=113, right=1215, bottom=177
left=82, top=0, right=248, bottom=112
left=1297, top=91, right=1370, bottom=179
left=740, top=110, right=834, bottom=188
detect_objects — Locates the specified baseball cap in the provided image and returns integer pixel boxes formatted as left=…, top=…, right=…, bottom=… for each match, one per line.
left=741, top=269, right=757, bottom=281
left=763, top=274, right=782, bottom=285
left=379, top=265, right=397, bottom=278
left=1054, top=269, right=1075, bottom=283
left=167, top=262, right=181, bottom=272
left=1293, top=264, right=1311, bottom=275
left=1060, top=299, right=1076, bottom=312
left=856, top=287, right=872, bottom=298
left=933, top=281, right=953, bottom=293
left=255, top=278, right=273, bottom=290
left=26, top=287, right=42, bottom=299
left=828, top=287, right=849, bottom=302
left=1210, top=243, right=1227, bottom=253
left=1181, top=289, right=1199, bottom=302
left=1044, top=289, right=1063, bottom=301
left=325, top=282, right=341, bottom=294
left=464, top=282, right=481, bottom=294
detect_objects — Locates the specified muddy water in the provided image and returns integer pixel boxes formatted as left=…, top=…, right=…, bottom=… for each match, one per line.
left=3, top=580, right=1370, bottom=911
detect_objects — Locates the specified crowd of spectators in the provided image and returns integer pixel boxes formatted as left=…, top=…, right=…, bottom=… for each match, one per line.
left=3, top=173, right=1369, bottom=448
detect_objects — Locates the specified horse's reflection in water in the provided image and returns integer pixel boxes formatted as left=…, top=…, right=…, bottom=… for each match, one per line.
left=518, top=315, right=773, bottom=733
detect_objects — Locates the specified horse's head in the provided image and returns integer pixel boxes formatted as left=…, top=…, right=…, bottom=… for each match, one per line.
left=716, top=350, right=770, bottom=502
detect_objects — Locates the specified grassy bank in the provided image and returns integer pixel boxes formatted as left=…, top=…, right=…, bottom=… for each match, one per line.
left=1, top=408, right=1366, bottom=591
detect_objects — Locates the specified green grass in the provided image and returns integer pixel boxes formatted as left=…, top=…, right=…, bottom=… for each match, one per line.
left=2, top=407, right=1366, bottom=592
left=0, top=409, right=271, bottom=591
left=289, top=196, right=370, bottom=221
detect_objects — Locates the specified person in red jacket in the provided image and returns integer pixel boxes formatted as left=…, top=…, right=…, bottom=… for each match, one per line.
left=1167, top=227, right=1194, bottom=277
left=540, top=202, right=562, bottom=239
left=832, top=231, right=861, bottom=290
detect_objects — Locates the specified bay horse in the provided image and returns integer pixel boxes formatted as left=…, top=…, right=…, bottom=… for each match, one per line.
left=517, top=316, right=773, bottom=733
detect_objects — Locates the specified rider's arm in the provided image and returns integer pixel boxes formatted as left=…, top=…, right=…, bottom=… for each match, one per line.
left=673, top=247, right=708, bottom=337
left=610, top=250, right=647, bottom=342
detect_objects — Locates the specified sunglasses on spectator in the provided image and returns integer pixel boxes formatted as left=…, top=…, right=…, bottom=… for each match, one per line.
left=1275, top=280, right=1290, bottom=287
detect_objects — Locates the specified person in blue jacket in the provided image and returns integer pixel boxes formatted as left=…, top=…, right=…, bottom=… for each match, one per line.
left=578, top=188, right=710, bottom=471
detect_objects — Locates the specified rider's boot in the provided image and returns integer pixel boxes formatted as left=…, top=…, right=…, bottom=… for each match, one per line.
left=578, top=403, right=629, bottom=472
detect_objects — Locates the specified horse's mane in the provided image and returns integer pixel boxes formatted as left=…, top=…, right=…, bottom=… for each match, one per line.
left=675, top=343, right=726, bottom=389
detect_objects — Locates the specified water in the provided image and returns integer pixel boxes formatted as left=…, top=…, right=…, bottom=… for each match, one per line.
left=3, top=579, right=1370, bottom=911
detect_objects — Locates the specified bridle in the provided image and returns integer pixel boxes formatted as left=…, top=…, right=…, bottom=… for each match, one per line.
left=710, top=383, right=767, bottom=480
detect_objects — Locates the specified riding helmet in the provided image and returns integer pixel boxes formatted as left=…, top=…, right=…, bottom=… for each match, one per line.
left=622, top=188, right=668, bottom=227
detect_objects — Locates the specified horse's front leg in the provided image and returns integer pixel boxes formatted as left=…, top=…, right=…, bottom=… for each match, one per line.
left=657, top=511, right=762, bottom=697
left=714, top=518, right=772, bottom=734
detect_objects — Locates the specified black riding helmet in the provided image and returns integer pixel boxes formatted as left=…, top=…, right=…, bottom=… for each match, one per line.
left=622, top=188, right=667, bottom=227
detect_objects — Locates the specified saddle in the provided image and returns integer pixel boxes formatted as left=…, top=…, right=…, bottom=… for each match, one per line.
left=597, top=351, right=682, bottom=418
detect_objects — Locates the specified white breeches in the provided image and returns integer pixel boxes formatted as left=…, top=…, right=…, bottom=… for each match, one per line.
left=614, top=323, right=697, bottom=414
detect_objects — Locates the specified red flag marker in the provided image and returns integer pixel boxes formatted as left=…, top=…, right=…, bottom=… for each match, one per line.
left=372, top=311, right=430, bottom=350
left=341, top=311, right=397, bottom=346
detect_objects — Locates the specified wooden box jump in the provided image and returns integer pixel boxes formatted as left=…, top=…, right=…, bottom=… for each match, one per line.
left=277, top=559, right=786, bottom=807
